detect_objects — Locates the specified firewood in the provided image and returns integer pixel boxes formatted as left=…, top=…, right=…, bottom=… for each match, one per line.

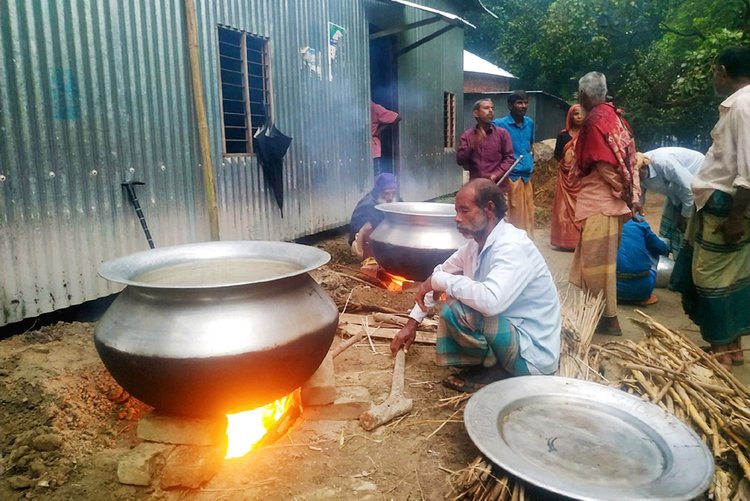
left=330, top=331, right=365, bottom=358
left=338, top=319, right=437, bottom=345
left=372, top=312, right=410, bottom=326
left=359, top=349, right=413, bottom=431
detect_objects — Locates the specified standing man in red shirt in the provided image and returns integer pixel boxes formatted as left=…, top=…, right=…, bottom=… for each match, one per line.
left=371, top=102, right=400, bottom=176
left=457, top=99, right=515, bottom=185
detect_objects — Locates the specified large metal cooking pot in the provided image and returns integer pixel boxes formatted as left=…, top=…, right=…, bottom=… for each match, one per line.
left=95, top=241, right=338, bottom=417
left=370, top=202, right=468, bottom=281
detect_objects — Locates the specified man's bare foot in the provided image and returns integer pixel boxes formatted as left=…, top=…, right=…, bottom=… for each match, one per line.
left=635, top=293, right=658, bottom=306
left=730, top=338, right=744, bottom=366
left=708, top=344, right=733, bottom=371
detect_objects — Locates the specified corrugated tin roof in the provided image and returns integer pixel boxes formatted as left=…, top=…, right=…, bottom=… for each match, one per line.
left=462, top=0, right=497, bottom=18
left=388, top=0, right=475, bottom=29
left=463, top=50, right=515, bottom=78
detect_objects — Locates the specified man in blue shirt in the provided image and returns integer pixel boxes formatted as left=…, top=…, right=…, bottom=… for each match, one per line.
left=494, top=91, right=535, bottom=238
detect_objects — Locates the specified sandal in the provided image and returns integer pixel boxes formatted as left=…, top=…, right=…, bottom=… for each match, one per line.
left=441, top=374, right=488, bottom=393
left=441, top=366, right=508, bottom=393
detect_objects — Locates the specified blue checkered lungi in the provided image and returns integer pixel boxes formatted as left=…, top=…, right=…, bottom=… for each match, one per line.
left=435, top=299, right=530, bottom=376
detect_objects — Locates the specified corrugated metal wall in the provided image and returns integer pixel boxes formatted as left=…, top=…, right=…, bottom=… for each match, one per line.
left=0, top=0, right=208, bottom=325
left=394, top=0, right=466, bottom=201
left=197, top=0, right=371, bottom=241
left=0, top=0, right=467, bottom=326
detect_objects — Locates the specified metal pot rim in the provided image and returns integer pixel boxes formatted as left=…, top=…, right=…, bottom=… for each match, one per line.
left=98, top=240, right=330, bottom=289
left=376, top=201, right=456, bottom=218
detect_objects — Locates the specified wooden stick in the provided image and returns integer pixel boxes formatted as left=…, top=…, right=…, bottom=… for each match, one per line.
left=362, top=319, right=378, bottom=353
left=735, top=448, right=750, bottom=480
left=675, top=383, right=713, bottom=436
left=342, top=301, right=404, bottom=315
left=359, top=350, right=413, bottom=430
left=330, top=331, right=365, bottom=358
left=184, top=0, right=219, bottom=240
left=372, top=312, right=410, bottom=326
left=426, top=408, right=462, bottom=439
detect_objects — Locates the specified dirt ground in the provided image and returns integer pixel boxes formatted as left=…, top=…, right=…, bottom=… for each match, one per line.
left=0, top=190, right=744, bottom=500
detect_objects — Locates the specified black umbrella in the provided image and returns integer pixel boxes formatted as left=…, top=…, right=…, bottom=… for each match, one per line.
left=254, top=123, right=292, bottom=217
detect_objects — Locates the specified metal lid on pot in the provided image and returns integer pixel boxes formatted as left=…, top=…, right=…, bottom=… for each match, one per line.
left=98, top=240, right=331, bottom=289
left=375, top=202, right=455, bottom=218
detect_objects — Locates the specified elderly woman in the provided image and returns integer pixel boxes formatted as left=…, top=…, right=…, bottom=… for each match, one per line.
left=550, top=104, right=585, bottom=250
left=568, top=72, right=641, bottom=336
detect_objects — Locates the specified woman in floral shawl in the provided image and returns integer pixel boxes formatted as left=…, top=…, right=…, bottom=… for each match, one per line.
left=550, top=104, right=585, bottom=250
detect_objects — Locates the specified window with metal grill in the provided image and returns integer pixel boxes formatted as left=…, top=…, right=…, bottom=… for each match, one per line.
left=443, top=92, right=456, bottom=150
left=218, top=26, right=272, bottom=155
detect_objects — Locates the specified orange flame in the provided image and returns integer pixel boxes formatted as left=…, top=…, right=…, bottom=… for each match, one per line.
left=379, top=270, right=414, bottom=292
left=225, top=393, right=296, bottom=458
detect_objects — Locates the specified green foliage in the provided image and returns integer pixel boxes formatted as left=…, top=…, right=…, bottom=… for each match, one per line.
left=465, top=0, right=750, bottom=148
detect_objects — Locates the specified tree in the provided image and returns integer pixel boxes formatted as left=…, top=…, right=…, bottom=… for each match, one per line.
left=465, top=0, right=750, bottom=147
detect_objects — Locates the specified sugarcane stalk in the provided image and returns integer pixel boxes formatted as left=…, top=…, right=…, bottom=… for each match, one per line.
left=675, top=383, right=713, bottom=436
left=631, top=370, right=660, bottom=401
left=735, top=447, right=750, bottom=480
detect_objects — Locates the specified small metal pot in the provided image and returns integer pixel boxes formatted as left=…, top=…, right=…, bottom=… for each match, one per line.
left=370, top=202, right=468, bottom=281
left=655, top=256, right=675, bottom=288
left=95, top=241, right=338, bottom=417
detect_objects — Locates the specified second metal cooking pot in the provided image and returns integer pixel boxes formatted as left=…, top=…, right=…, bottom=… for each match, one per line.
left=655, top=256, right=675, bottom=288
left=95, top=241, right=338, bottom=417
left=370, top=202, right=468, bottom=281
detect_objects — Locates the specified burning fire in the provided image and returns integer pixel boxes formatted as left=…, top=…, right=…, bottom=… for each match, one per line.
left=378, top=269, right=414, bottom=292
left=225, top=393, right=297, bottom=458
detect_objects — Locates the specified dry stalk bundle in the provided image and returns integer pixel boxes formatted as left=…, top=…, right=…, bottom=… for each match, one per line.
left=448, top=290, right=605, bottom=500
left=558, top=288, right=606, bottom=381
left=594, top=311, right=750, bottom=500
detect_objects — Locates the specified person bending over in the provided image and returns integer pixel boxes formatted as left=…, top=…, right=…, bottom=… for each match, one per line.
left=349, top=173, right=399, bottom=267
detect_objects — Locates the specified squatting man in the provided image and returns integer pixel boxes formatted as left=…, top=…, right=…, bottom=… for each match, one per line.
left=390, top=179, right=561, bottom=392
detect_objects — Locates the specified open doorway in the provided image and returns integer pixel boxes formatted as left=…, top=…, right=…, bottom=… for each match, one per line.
left=369, top=26, right=399, bottom=177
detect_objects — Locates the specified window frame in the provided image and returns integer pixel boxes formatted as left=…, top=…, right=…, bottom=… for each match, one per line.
left=217, top=25, right=273, bottom=157
left=443, top=91, right=456, bottom=151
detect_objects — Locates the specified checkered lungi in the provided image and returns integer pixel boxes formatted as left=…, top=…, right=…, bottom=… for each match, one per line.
left=435, top=300, right=530, bottom=376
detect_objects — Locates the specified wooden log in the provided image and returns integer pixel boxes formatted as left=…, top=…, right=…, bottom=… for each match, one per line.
left=372, top=312, right=409, bottom=326
left=359, top=350, right=413, bottom=431
left=338, top=320, right=436, bottom=345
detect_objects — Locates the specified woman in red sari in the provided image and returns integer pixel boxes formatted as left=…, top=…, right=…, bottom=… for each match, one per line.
left=550, top=104, right=585, bottom=250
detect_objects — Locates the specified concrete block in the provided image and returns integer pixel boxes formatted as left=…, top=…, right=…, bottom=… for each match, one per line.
left=303, top=385, right=371, bottom=421
left=137, top=412, right=227, bottom=446
left=159, top=445, right=224, bottom=489
left=117, top=442, right=172, bottom=486
left=301, top=352, right=336, bottom=406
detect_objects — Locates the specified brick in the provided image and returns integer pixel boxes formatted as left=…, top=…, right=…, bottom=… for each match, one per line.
left=117, top=442, right=172, bottom=486
left=159, top=445, right=224, bottom=489
left=303, top=386, right=371, bottom=421
left=301, top=352, right=336, bottom=406
left=137, top=412, right=227, bottom=446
